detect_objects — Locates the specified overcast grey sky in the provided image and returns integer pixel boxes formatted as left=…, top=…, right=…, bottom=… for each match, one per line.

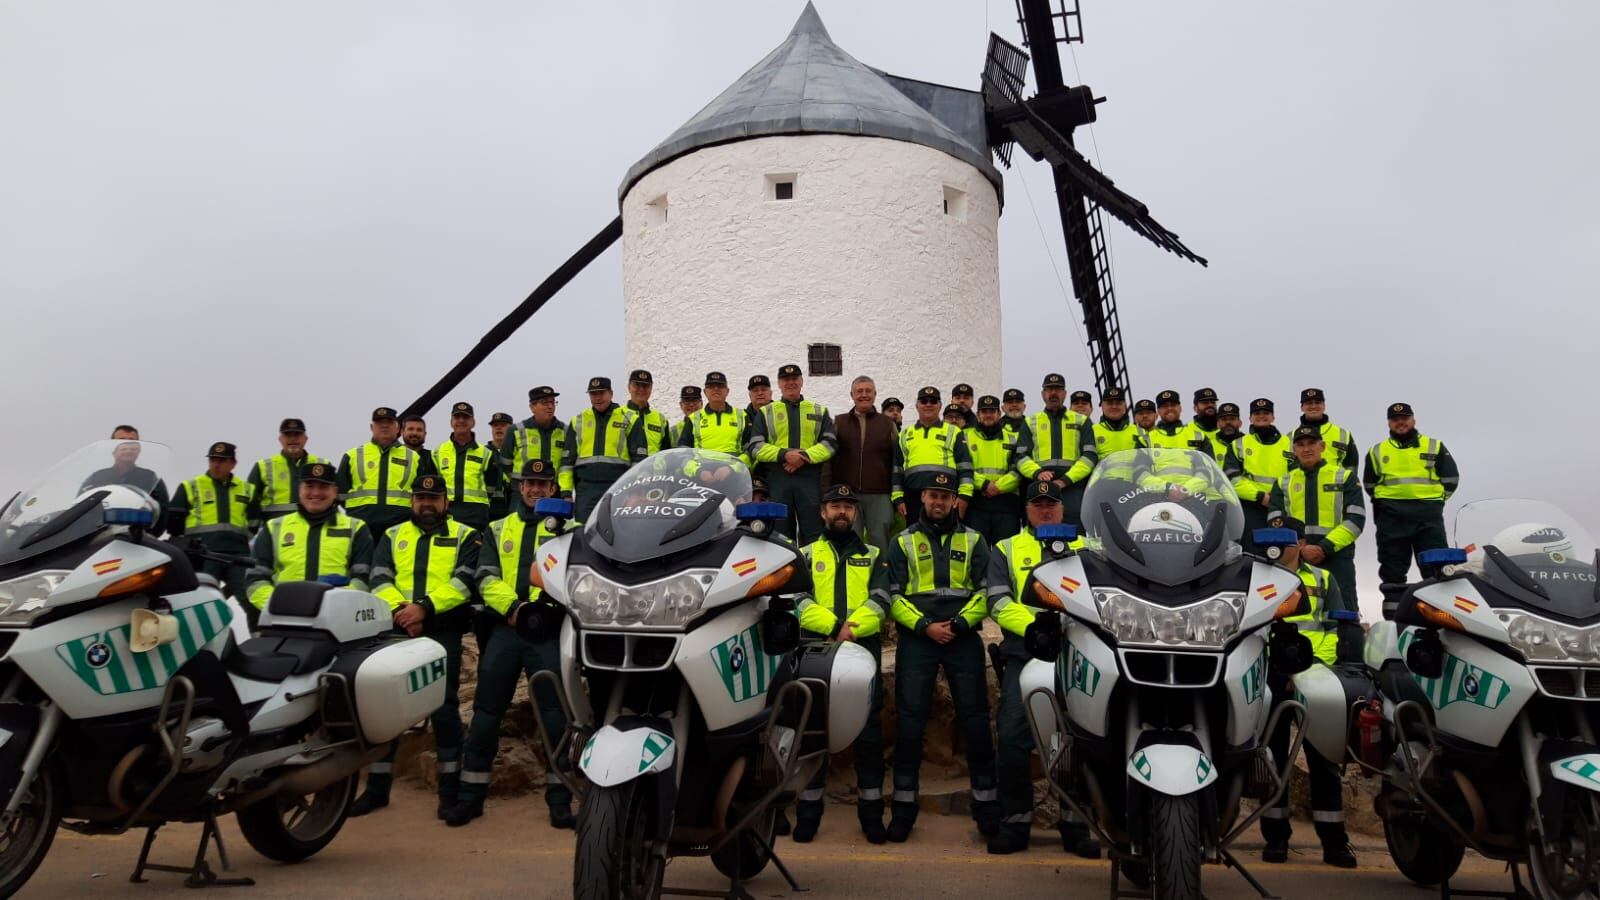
left=3, top=2, right=1597, bottom=615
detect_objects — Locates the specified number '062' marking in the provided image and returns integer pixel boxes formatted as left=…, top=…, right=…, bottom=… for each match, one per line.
left=355, top=608, right=376, bottom=623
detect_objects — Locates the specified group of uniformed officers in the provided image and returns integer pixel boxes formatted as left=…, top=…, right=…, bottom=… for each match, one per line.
left=148, top=365, right=1458, bottom=864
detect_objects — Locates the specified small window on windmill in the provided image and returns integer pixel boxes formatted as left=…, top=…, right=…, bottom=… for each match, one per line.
left=943, top=185, right=968, bottom=221
left=807, top=343, right=842, bottom=377
left=644, top=194, right=668, bottom=226
left=766, top=173, right=797, bottom=201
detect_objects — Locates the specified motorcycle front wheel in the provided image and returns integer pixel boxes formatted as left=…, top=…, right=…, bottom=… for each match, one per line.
left=1527, top=795, right=1600, bottom=900
left=235, top=772, right=358, bottom=863
left=1147, top=793, right=1202, bottom=900
left=574, top=780, right=665, bottom=900
left=0, top=763, right=61, bottom=899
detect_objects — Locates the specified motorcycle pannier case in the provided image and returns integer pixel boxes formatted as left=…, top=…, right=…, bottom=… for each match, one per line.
left=786, top=641, right=876, bottom=754
left=322, top=636, right=449, bottom=744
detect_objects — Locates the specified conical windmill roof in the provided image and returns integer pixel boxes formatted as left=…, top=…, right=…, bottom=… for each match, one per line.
left=619, top=3, right=1001, bottom=201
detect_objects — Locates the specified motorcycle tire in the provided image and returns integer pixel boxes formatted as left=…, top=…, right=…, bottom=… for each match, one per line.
left=574, top=781, right=664, bottom=900
left=710, top=802, right=776, bottom=881
left=1383, top=814, right=1464, bottom=887
left=235, top=772, right=357, bottom=863
left=1527, top=801, right=1600, bottom=900
left=1147, top=793, right=1203, bottom=900
left=0, top=763, right=61, bottom=899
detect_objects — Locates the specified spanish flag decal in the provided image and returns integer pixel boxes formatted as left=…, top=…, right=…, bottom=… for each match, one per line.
left=1256, top=584, right=1278, bottom=602
left=92, top=559, right=123, bottom=576
left=542, top=555, right=557, bottom=573
left=732, top=558, right=758, bottom=577
left=1059, top=576, right=1081, bottom=593
left=1453, top=596, right=1478, bottom=614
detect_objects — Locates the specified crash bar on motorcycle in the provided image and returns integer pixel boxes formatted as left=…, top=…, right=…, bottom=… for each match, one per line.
left=1021, top=685, right=1127, bottom=855
left=707, top=678, right=823, bottom=856
left=1390, top=698, right=1497, bottom=857
left=528, top=669, right=586, bottom=799
left=1220, top=698, right=1307, bottom=850
left=115, top=675, right=196, bottom=834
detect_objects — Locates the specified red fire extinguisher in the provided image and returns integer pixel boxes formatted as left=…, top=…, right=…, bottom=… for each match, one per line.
left=1357, top=698, right=1387, bottom=769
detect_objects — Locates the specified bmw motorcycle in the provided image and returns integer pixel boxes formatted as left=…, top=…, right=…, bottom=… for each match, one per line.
left=1368, top=498, right=1600, bottom=899
left=530, top=449, right=874, bottom=900
left=1018, top=449, right=1314, bottom=900
left=0, top=441, right=448, bottom=895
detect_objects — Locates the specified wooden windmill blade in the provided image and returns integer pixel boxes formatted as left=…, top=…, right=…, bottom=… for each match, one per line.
left=984, top=0, right=1208, bottom=397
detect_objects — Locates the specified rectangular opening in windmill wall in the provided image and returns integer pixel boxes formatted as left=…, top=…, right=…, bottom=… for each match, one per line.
left=943, top=185, right=968, bottom=221
left=766, top=173, right=796, bottom=201
left=644, top=194, right=668, bottom=226
left=807, top=343, right=842, bottom=377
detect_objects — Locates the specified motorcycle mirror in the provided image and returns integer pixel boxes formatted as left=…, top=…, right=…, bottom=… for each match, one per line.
left=130, top=608, right=179, bottom=653
left=1405, top=629, right=1445, bottom=679
left=533, top=498, right=575, bottom=519
left=1418, top=547, right=1468, bottom=567
left=1023, top=615, right=1063, bottom=662
left=1268, top=620, right=1315, bottom=675
left=760, top=606, right=800, bottom=655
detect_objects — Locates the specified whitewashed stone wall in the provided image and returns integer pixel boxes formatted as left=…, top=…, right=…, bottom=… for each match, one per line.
left=622, top=134, right=1002, bottom=414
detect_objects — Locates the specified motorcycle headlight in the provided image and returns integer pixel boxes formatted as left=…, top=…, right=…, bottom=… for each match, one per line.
left=566, top=569, right=713, bottom=628
left=1095, top=589, right=1240, bottom=648
left=0, top=571, right=70, bottom=622
left=1503, top=611, right=1600, bottom=663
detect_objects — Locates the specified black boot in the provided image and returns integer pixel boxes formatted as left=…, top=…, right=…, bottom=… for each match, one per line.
left=1262, top=838, right=1289, bottom=863
left=549, top=803, right=576, bottom=830
left=858, top=801, right=887, bottom=845
left=887, top=806, right=917, bottom=843
left=1056, top=820, right=1101, bottom=859
left=793, top=802, right=822, bottom=843
left=437, top=774, right=460, bottom=821
left=987, top=826, right=1030, bottom=855
left=773, top=809, right=792, bottom=836
left=972, top=801, right=1001, bottom=839
left=444, top=796, right=484, bottom=827
left=1322, top=841, right=1357, bottom=868
left=348, top=790, right=389, bottom=817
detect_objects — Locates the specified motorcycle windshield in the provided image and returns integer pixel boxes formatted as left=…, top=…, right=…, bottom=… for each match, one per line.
left=583, top=448, right=753, bottom=565
left=1080, top=449, right=1245, bottom=587
left=1455, top=499, right=1600, bottom=620
left=0, top=441, right=174, bottom=563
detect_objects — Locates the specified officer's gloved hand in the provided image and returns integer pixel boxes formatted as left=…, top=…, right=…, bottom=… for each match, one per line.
left=517, top=601, right=566, bottom=642
left=948, top=617, right=972, bottom=638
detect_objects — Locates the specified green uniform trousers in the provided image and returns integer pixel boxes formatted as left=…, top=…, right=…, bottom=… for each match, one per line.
left=892, top=627, right=997, bottom=825
left=766, top=468, right=823, bottom=544
left=460, top=626, right=571, bottom=808
left=1373, top=499, right=1447, bottom=612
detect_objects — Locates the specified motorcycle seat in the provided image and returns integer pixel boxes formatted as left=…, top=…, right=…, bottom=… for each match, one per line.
left=267, top=581, right=333, bottom=619
left=225, top=629, right=339, bottom=682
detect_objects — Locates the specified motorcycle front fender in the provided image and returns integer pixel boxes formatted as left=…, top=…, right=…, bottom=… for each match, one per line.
left=1127, top=741, right=1218, bottom=798
left=579, top=722, right=677, bottom=788
left=1549, top=751, right=1600, bottom=794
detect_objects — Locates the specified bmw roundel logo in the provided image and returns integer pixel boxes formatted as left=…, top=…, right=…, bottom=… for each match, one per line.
left=86, top=642, right=112, bottom=669
left=729, top=646, right=745, bottom=673
left=1463, top=674, right=1480, bottom=697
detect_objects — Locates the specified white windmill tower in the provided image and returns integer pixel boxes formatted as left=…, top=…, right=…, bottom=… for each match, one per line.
left=617, top=3, right=1005, bottom=409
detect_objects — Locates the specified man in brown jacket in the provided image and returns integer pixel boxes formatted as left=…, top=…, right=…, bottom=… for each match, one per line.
left=833, top=375, right=898, bottom=551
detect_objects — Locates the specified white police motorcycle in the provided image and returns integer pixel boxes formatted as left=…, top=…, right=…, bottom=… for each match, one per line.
left=528, top=449, right=874, bottom=900
left=1017, top=449, right=1314, bottom=900
left=0, top=441, right=447, bottom=894
left=1368, top=499, right=1600, bottom=899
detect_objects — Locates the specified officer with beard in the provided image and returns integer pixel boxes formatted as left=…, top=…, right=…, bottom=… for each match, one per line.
left=1215, top=402, right=1243, bottom=448
left=354, top=474, right=482, bottom=818
left=1191, top=387, right=1225, bottom=459
left=792, top=485, right=892, bottom=843
left=1132, top=399, right=1157, bottom=433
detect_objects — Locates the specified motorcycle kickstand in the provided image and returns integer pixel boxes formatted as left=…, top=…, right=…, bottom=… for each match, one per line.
left=129, top=812, right=254, bottom=888
left=1218, top=846, right=1279, bottom=899
left=748, top=828, right=807, bottom=893
left=1106, top=856, right=1151, bottom=900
